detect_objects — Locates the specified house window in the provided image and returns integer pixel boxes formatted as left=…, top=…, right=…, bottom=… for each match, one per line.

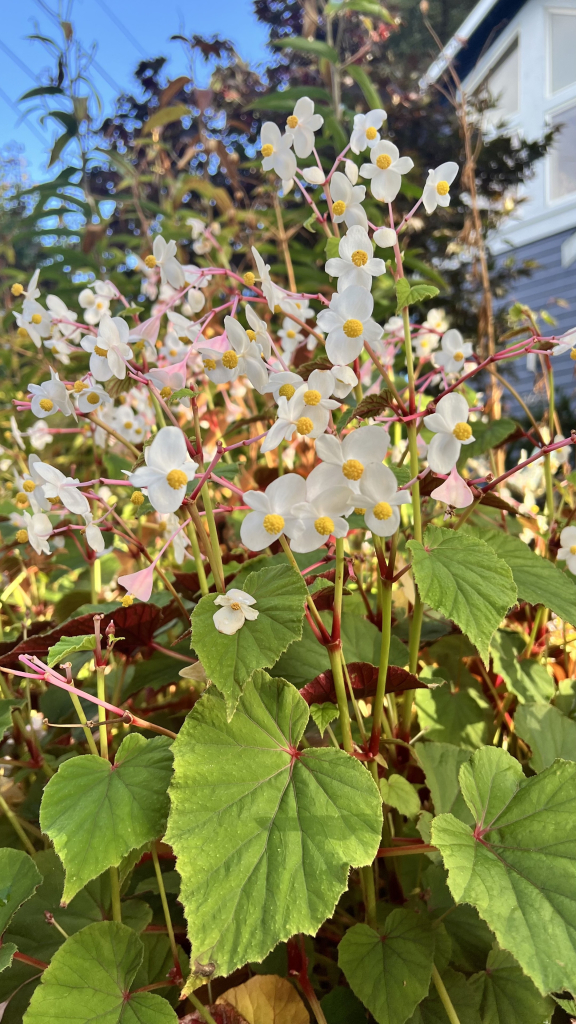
left=549, top=11, right=576, bottom=94
left=550, top=103, right=576, bottom=200
left=480, top=39, right=519, bottom=128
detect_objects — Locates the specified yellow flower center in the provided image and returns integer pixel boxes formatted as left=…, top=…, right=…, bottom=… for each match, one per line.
left=31, top=313, right=42, bottom=324
left=261, top=143, right=274, bottom=158
left=376, top=153, right=392, bottom=170
left=87, top=392, right=101, bottom=405
left=342, top=458, right=364, bottom=480
left=286, top=329, right=296, bottom=339
left=166, top=469, right=188, bottom=490
left=570, top=350, right=576, bottom=362
left=203, top=357, right=217, bottom=371
left=222, top=350, right=239, bottom=369
left=124, top=421, right=133, bottom=429
left=133, top=341, right=144, bottom=354
left=15, top=493, right=28, bottom=507
left=73, top=380, right=89, bottom=392
left=343, top=318, right=364, bottom=338
left=287, top=115, right=299, bottom=128
left=571, top=545, right=576, bottom=555
left=131, top=491, right=145, bottom=506
left=39, top=398, right=53, bottom=412
left=15, top=529, right=28, bottom=543
left=230, top=601, right=242, bottom=611
left=94, top=344, right=108, bottom=357
left=246, top=329, right=256, bottom=341
left=160, top=386, right=173, bottom=399
left=23, top=480, right=36, bottom=492
left=421, top=340, right=429, bottom=350
left=332, top=200, right=346, bottom=216
left=279, top=383, right=296, bottom=400
left=453, top=351, right=464, bottom=362
left=453, top=421, right=472, bottom=441
left=365, top=126, right=378, bottom=140
left=314, top=516, right=334, bottom=536
left=351, top=249, right=368, bottom=267
left=17, top=327, right=29, bottom=339
left=436, top=180, right=450, bottom=196
left=169, top=349, right=178, bottom=357
left=263, top=513, right=285, bottom=535
left=296, top=416, right=314, bottom=435
left=373, top=501, right=393, bottom=520
left=243, top=272, right=255, bottom=287
left=145, top=254, right=157, bottom=268
left=354, top=507, right=366, bottom=515
left=304, top=389, right=321, bottom=406
left=11, top=283, right=24, bottom=297
left=122, top=594, right=134, bottom=607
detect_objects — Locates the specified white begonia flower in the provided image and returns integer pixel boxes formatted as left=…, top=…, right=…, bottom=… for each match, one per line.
left=45, top=295, right=81, bottom=343
left=251, top=246, right=279, bottom=313
left=423, top=392, right=475, bottom=474
left=27, top=421, right=52, bottom=450
left=290, top=464, right=354, bottom=553
left=76, top=380, right=112, bottom=415
left=330, top=364, right=358, bottom=399
left=33, top=462, right=90, bottom=515
left=329, top=171, right=368, bottom=229
left=79, top=281, right=116, bottom=325
left=350, top=109, right=388, bottom=154
left=213, top=588, right=259, bottom=635
left=302, top=167, right=325, bottom=185
left=373, top=226, right=397, bottom=249
left=168, top=310, right=203, bottom=343
left=28, top=369, right=75, bottom=419
left=278, top=318, right=304, bottom=356
left=44, top=333, right=74, bottom=364
left=14, top=304, right=52, bottom=348
left=325, top=225, right=386, bottom=292
left=23, top=269, right=40, bottom=302
left=424, top=308, right=449, bottom=334
left=316, top=285, right=383, bottom=364
left=245, top=304, right=272, bottom=359
left=344, top=160, right=359, bottom=185
left=280, top=296, right=314, bottom=320
left=260, top=122, right=297, bottom=185
left=557, top=526, right=576, bottom=575
left=360, top=141, right=414, bottom=203
left=414, top=330, right=441, bottom=360
left=552, top=328, right=576, bottom=358
left=356, top=463, right=410, bottom=536
left=114, top=405, right=146, bottom=444
left=83, top=512, right=105, bottom=553
left=151, top=236, right=185, bottom=290
left=201, top=317, right=269, bottom=394
left=285, top=96, right=324, bottom=158
left=262, top=372, right=338, bottom=452
left=82, top=315, right=132, bottom=381
left=128, top=426, right=198, bottom=514
left=159, top=512, right=190, bottom=565
left=21, top=454, right=50, bottom=513
left=159, top=331, right=189, bottom=364
left=240, top=474, right=306, bottom=551
left=422, top=162, right=459, bottom=214
left=315, top=425, right=390, bottom=492
left=17, top=510, right=53, bottom=555
left=384, top=315, right=403, bottom=334
left=264, top=370, right=304, bottom=403
left=434, top=329, right=474, bottom=374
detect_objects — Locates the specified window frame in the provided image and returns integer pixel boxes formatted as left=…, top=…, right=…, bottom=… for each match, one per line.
left=546, top=96, right=576, bottom=204
left=546, top=6, right=576, bottom=98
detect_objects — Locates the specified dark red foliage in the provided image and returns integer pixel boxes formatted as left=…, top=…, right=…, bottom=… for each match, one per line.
left=181, top=1002, right=249, bottom=1024
left=300, top=662, right=426, bottom=705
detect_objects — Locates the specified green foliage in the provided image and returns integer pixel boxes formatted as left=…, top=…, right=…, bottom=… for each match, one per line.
left=380, top=775, right=421, bottom=817
left=0, top=850, right=42, bottom=935
left=309, top=702, right=339, bottom=737
left=515, top=702, right=576, bottom=771
left=166, top=671, right=382, bottom=986
left=475, top=529, right=576, bottom=624
left=468, top=948, right=554, bottom=1024
left=415, top=680, right=493, bottom=749
left=395, top=279, right=440, bottom=313
left=0, top=700, right=26, bottom=739
left=416, top=743, right=473, bottom=823
left=46, top=634, right=97, bottom=667
left=490, top=631, right=555, bottom=704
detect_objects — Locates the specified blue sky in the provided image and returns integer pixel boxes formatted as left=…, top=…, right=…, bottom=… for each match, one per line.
left=0, top=0, right=270, bottom=182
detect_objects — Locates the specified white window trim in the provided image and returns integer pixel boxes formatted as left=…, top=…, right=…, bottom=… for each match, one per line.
left=546, top=96, right=576, bottom=205
left=464, top=29, right=521, bottom=102
left=546, top=7, right=576, bottom=99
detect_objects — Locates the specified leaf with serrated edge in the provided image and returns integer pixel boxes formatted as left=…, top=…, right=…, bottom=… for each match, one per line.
left=407, top=526, right=517, bottom=664
left=490, top=631, right=555, bottom=704
left=216, top=974, right=308, bottom=1024
left=415, top=742, right=473, bottom=824
left=380, top=775, right=421, bottom=818
left=515, top=703, right=576, bottom=772
left=166, top=671, right=382, bottom=987
left=309, top=702, right=338, bottom=737
left=40, top=734, right=173, bottom=903
left=468, top=948, right=553, bottom=1024
left=191, top=564, right=307, bottom=715
left=338, top=914, right=434, bottom=1024
left=431, top=746, right=576, bottom=994
left=47, top=634, right=96, bottom=667
left=0, top=850, right=42, bottom=936
left=22, top=921, right=177, bottom=1024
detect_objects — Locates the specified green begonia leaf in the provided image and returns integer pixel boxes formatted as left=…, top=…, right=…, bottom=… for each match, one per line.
left=0, top=944, right=17, bottom=973
left=380, top=775, right=421, bottom=818
left=471, top=529, right=576, bottom=625
left=0, top=700, right=25, bottom=739
left=40, top=734, right=173, bottom=902
left=191, top=564, right=307, bottom=714
left=431, top=746, right=576, bottom=994
left=321, top=986, right=368, bottom=1024
left=490, top=631, right=554, bottom=704
left=515, top=703, right=576, bottom=771
left=0, top=850, right=42, bottom=936
left=407, top=967, right=482, bottom=1024
left=338, top=913, right=435, bottom=1024
left=46, top=634, right=96, bottom=667
left=468, top=948, right=554, bottom=1024
left=407, top=526, right=517, bottom=663
left=415, top=682, right=493, bottom=749
left=22, top=921, right=177, bottom=1024
left=423, top=865, right=494, bottom=973
left=309, top=702, right=339, bottom=737
left=415, top=743, right=473, bottom=823
left=166, top=670, right=382, bottom=987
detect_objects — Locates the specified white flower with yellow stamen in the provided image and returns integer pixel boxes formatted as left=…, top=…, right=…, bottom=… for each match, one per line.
left=128, top=426, right=197, bottom=514
left=158, top=331, right=190, bottom=364
left=557, top=526, right=576, bottom=575
left=76, top=380, right=112, bottom=415
left=422, top=162, right=459, bottom=214
left=315, top=425, right=390, bottom=492
left=434, top=329, right=474, bottom=374
left=329, top=171, right=368, bottom=230
left=33, top=462, right=90, bottom=515
left=356, top=463, right=410, bottom=537
left=350, top=109, right=387, bottom=154
left=325, top=225, right=386, bottom=292
left=213, top=589, right=259, bottom=635
left=79, top=281, right=116, bottom=325
left=278, top=318, right=305, bottom=356
left=28, top=369, right=75, bottom=420
left=251, top=246, right=281, bottom=313
left=114, top=405, right=147, bottom=444
left=12, top=510, right=53, bottom=555
left=289, top=465, right=354, bottom=553
left=316, top=285, right=383, bottom=364
left=360, top=141, right=414, bottom=203
left=260, top=122, right=297, bottom=185
left=146, top=236, right=185, bottom=290
left=330, top=364, right=358, bottom=399
left=285, top=97, right=324, bottom=158
left=13, top=304, right=52, bottom=348
left=240, top=474, right=306, bottom=551
left=82, top=315, right=132, bottom=381
left=245, top=304, right=272, bottom=359
left=20, top=454, right=50, bottom=513
left=83, top=512, right=105, bottom=554
left=201, top=317, right=269, bottom=393
left=261, top=384, right=329, bottom=454
left=423, top=393, right=475, bottom=474
left=263, top=371, right=303, bottom=403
